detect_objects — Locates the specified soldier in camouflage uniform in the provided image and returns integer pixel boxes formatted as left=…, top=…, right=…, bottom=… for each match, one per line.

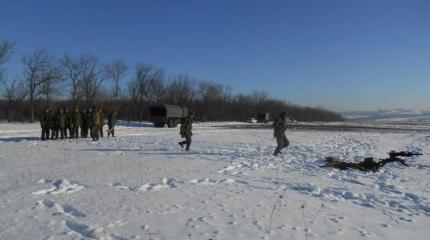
left=81, top=109, right=88, bottom=138
left=39, top=108, right=50, bottom=141
left=99, top=109, right=105, bottom=138
left=65, top=108, right=72, bottom=138
left=87, top=108, right=93, bottom=138
left=178, top=112, right=193, bottom=151
left=58, top=108, right=67, bottom=139
left=50, top=109, right=58, bottom=140
left=273, top=112, right=289, bottom=156
left=71, top=108, right=82, bottom=139
left=91, top=106, right=101, bottom=141
left=107, top=110, right=117, bottom=137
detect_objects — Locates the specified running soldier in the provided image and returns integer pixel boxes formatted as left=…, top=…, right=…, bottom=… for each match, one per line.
left=178, top=112, right=193, bottom=151
left=273, top=112, right=289, bottom=156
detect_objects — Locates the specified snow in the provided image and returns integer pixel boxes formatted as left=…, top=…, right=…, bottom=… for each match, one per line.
left=1, top=122, right=430, bottom=239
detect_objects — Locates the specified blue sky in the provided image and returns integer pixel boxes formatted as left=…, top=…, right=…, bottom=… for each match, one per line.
left=1, top=0, right=429, bottom=111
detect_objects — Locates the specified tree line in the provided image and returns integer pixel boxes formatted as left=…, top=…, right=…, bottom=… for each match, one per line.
left=0, top=40, right=344, bottom=123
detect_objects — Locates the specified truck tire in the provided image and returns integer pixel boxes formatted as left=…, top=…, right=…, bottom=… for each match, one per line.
left=167, top=119, right=174, bottom=128
left=154, top=122, right=165, bottom=128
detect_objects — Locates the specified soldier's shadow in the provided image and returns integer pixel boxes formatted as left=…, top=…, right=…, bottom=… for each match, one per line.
left=0, top=136, right=40, bottom=142
left=81, top=148, right=225, bottom=156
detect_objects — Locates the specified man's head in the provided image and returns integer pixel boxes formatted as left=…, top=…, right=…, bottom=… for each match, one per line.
left=280, top=112, right=287, bottom=118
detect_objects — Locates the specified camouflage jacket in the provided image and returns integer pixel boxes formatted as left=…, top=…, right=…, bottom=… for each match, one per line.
left=72, top=111, right=82, bottom=127
left=273, top=116, right=287, bottom=137
left=180, top=116, right=193, bottom=137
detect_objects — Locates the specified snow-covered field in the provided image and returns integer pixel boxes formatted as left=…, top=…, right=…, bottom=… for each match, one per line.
left=1, top=122, right=430, bottom=240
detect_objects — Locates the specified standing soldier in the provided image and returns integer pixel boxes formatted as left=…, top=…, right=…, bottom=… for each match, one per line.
left=39, top=108, right=50, bottom=141
left=99, top=109, right=105, bottom=138
left=65, top=108, right=73, bottom=138
left=71, top=108, right=82, bottom=139
left=91, top=106, right=101, bottom=141
left=178, top=112, right=193, bottom=151
left=87, top=107, right=93, bottom=138
left=81, top=109, right=88, bottom=138
left=58, top=108, right=67, bottom=139
left=50, top=109, right=58, bottom=140
left=107, top=110, right=117, bottom=137
left=273, top=112, right=289, bottom=156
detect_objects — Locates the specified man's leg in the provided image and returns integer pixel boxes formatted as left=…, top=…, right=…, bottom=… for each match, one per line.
left=185, top=135, right=192, bottom=151
left=282, top=135, right=290, bottom=149
left=273, top=136, right=283, bottom=156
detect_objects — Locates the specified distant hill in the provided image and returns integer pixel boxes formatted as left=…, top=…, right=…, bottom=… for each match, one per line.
left=342, top=109, right=430, bottom=122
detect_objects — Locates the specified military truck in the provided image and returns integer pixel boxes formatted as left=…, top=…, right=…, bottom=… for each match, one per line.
left=149, top=104, right=188, bottom=128
left=256, top=112, right=270, bottom=123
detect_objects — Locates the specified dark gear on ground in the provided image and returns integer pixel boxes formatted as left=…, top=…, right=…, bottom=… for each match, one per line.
left=179, top=112, right=193, bottom=151
left=273, top=112, right=289, bottom=156
left=321, top=151, right=423, bottom=172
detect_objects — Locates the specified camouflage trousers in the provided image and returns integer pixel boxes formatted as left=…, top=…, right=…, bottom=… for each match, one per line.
left=41, top=127, right=50, bottom=141
left=92, top=125, right=100, bottom=141
left=273, top=134, right=289, bottom=156
left=179, top=133, right=192, bottom=151
left=58, top=127, right=66, bottom=139
left=50, top=128, right=58, bottom=140
left=107, top=125, right=115, bottom=137
left=66, top=126, right=72, bottom=138
left=71, top=126, right=79, bottom=139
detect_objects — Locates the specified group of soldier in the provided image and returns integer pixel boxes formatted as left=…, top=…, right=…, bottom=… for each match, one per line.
left=39, top=106, right=117, bottom=141
left=39, top=106, right=289, bottom=156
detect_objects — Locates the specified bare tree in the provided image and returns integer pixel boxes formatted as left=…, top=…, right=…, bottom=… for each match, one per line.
left=134, top=64, right=154, bottom=121
left=105, top=59, right=127, bottom=110
left=1, top=78, right=26, bottom=122
left=60, top=54, right=83, bottom=106
left=146, top=68, right=166, bottom=103
left=78, top=55, right=105, bottom=107
left=0, top=40, right=14, bottom=90
left=126, top=75, right=140, bottom=121
left=22, top=49, right=51, bottom=122
left=166, top=75, right=196, bottom=107
left=0, top=40, right=14, bottom=66
left=40, top=63, right=62, bottom=105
